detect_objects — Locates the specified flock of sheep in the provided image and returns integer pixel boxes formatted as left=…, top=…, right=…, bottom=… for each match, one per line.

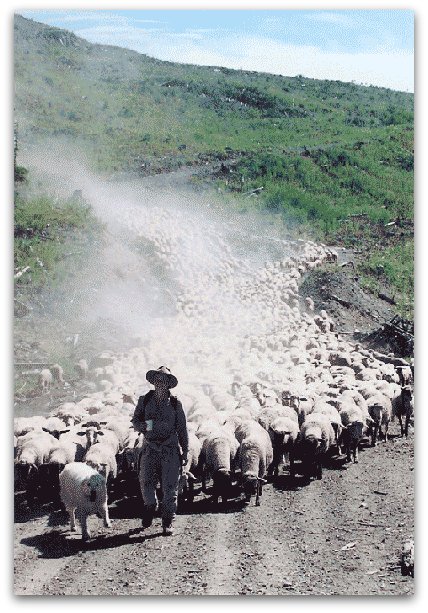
left=14, top=207, right=414, bottom=541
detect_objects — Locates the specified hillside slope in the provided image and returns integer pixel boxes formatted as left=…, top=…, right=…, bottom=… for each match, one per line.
left=13, top=14, right=414, bottom=317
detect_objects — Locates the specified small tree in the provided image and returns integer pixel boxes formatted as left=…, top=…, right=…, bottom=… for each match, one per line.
left=14, top=122, right=28, bottom=183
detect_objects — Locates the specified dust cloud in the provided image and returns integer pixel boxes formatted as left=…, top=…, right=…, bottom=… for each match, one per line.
left=18, top=141, right=302, bottom=399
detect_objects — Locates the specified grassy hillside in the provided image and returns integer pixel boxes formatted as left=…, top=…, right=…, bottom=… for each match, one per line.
left=13, top=14, right=414, bottom=317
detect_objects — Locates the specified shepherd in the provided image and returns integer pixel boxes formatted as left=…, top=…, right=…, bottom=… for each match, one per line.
left=132, top=366, right=188, bottom=536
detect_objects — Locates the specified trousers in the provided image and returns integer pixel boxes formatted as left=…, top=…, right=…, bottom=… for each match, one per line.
left=138, top=439, right=181, bottom=526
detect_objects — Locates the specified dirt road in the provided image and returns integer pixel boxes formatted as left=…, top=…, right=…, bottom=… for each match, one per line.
left=14, top=427, right=413, bottom=596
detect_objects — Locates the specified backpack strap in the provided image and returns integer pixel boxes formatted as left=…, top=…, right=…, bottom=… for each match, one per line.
left=142, top=389, right=155, bottom=409
left=141, top=391, right=179, bottom=430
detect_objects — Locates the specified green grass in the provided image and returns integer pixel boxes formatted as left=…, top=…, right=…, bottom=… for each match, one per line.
left=13, top=14, right=414, bottom=318
left=14, top=192, right=102, bottom=289
left=358, top=240, right=414, bottom=319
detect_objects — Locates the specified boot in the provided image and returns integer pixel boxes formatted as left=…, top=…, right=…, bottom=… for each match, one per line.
left=162, top=521, right=173, bottom=536
left=141, top=504, right=156, bottom=528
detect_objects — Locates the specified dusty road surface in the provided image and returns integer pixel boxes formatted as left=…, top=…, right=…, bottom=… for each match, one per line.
left=14, top=428, right=413, bottom=596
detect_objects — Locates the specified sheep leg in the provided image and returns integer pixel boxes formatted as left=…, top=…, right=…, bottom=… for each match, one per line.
left=187, top=479, right=195, bottom=503
left=405, top=413, right=410, bottom=438
left=102, top=502, right=111, bottom=528
left=398, top=415, right=404, bottom=436
left=78, top=511, right=91, bottom=541
left=371, top=424, right=379, bottom=446
left=201, top=467, right=208, bottom=494
left=289, top=455, right=295, bottom=478
left=353, top=444, right=359, bottom=464
left=346, top=444, right=352, bottom=463
left=383, top=422, right=389, bottom=442
left=255, top=482, right=261, bottom=506
left=68, top=507, right=77, bottom=532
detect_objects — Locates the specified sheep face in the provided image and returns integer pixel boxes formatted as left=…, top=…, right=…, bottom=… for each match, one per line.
left=243, top=476, right=258, bottom=502
left=213, top=469, right=231, bottom=497
left=341, top=421, right=364, bottom=463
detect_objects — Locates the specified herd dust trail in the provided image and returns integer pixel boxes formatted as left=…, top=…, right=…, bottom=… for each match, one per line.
left=19, top=144, right=322, bottom=406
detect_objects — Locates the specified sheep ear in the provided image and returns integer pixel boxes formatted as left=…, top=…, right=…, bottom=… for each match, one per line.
left=42, top=427, right=49, bottom=433
left=77, top=431, right=85, bottom=436
left=97, top=431, right=105, bottom=436
left=60, top=429, right=70, bottom=434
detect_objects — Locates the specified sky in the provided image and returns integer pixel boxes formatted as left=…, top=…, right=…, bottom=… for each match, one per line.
left=19, top=8, right=414, bottom=92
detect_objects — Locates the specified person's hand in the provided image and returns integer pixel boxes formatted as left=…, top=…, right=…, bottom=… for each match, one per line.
left=181, top=455, right=188, bottom=467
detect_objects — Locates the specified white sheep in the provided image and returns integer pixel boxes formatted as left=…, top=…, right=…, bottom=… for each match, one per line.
left=236, top=421, right=273, bottom=505
left=199, top=424, right=239, bottom=503
left=51, top=363, right=64, bottom=384
left=75, top=359, right=89, bottom=379
left=258, top=403, right=297, bottom=429
left=84, top=440, right=118, bottom=481
left=296, top=413, right=335, bottom=479
left=39, top=369, right=53, bottom=393
left=15, top=430, right=58, bottom=505
left=14, top=415, right=47, bottom=437
left=267, top=415, right=300, bottom=477
left=178, top=431, right=202, bottom=503
left=15, top=430, right=58, bottom=467
left=59, top=462, right=111, bottom=541
left=304, top=296, right=315, bottom=312
left=366, top=393, right=392, bottom=445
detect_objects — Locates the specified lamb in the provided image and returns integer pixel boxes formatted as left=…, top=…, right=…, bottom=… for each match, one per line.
left=59, top=462, right=111, bottom=541
left=366, top=394, right=392, bottom=445
left=51, top=363, right=64, bottom=384
left=14, top=415, right=47, bottom=437
left=51, top=402, right=87, bottom=426
left=84, top=440, right=118, bottom=481
left=391, top=386, right=414, bottom=437
left=39, top=368, right=53, bottom=393
left=236, top=421, right=273, bottom=505
left=267, top=416, right=299, bottom=477
left=75, top=359, right=89, bottom=379
left=258, top=406, right=298, bottom=432
left=120, top=430, right=143, bottom=473
left=15, top=430, right=58, bottom=468
left=339, top=406, right=366, bottom=464
left=178, top=431, right=202, bottom=503
left=199, top=428, right=239, bottom=503
left=296, top=413, right=335, bottom=479
left=42, top=416, right=70, bottom=439
left=304, top=297, right=315, bottom=312
left=15, top=430, right=58, bottom=505
left=313, top=402, right=343, bottom=447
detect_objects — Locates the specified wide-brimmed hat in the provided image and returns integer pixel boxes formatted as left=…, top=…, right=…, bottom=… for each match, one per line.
left=146, top=366, right=178, bottom=389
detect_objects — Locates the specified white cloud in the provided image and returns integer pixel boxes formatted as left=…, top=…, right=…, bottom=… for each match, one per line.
left=304, top=12, right=356, bottom=27
left=73, top=23, right=414, bottom=92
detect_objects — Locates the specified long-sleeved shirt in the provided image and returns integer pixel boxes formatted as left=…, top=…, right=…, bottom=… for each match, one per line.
left=132, top=392, right=189, bottom=456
